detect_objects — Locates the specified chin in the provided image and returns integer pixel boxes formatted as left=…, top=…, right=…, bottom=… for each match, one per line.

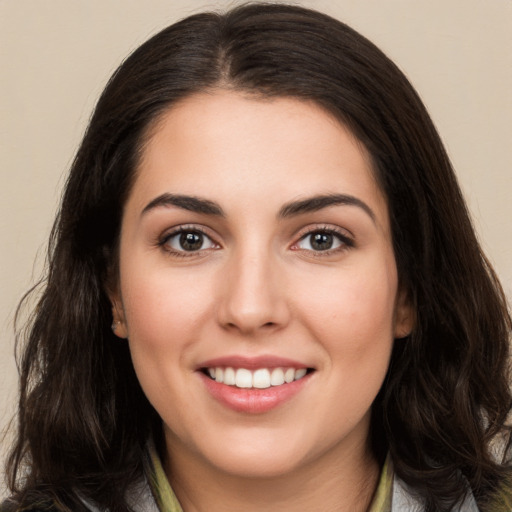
left=194, top=427, right=336, bottom=480
left=207, top=450, right=308, bottom=480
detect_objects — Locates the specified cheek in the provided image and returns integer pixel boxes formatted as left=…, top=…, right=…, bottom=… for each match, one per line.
left=119, top=262, right=217, bottom=389
left=298, top=258, right=398, bottom=349
left=119, top=267, right=214, bottom=425
left=122, top=261, right=210, bottom=335
left=298, top=261, right=397, bottom=425
left=297, top=254, right=397, bottom=390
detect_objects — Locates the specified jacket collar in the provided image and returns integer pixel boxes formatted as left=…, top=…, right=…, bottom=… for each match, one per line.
left=143, top=442, right=481, bottom=512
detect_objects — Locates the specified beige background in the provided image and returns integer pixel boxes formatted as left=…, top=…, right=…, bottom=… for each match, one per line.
left=1, top=0, right=511, bottom=496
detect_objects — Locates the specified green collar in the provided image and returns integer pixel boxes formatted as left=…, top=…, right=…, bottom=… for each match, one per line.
left=144, top=440, right=183, bottom=512
left=144, top=442, right=393, bottom=512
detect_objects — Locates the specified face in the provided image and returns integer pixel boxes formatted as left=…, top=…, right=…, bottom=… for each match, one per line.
left=111, top=91, right=413, bottom=480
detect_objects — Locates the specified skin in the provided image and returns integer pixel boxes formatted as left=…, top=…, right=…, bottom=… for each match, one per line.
left=111, top=90, right=413, bottom=511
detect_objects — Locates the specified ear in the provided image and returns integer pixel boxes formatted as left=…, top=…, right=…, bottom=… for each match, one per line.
left=107, top=284, right=129, bottom=340
left=393, top=288, right=415, bottom=339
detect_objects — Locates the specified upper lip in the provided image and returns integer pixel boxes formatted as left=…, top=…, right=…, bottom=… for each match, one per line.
left=198, top=355, right=311, bottom=370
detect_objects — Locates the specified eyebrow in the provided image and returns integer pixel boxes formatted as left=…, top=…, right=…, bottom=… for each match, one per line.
left=279, top=194, right=376, bottom=222
left=141, top=192, right=375, bottom=222
left=142, top=193, right=225, bottom=217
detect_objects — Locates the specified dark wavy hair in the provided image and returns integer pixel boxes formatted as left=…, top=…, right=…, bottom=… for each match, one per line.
left=6, top=3, right=512, bottom=511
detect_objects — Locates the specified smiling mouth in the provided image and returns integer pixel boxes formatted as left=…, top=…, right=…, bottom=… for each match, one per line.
left=202, top=367, right=314, bottom=389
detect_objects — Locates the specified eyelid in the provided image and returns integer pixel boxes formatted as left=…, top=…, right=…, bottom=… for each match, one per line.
left=290, top=224, right=355, bottom=253
left=155, top=223, right=353, bottom=257
left=157, top=224, right=221, bottom=256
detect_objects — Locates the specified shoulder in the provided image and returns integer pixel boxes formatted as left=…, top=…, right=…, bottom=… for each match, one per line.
left=486, top=479, right=512, bottom=512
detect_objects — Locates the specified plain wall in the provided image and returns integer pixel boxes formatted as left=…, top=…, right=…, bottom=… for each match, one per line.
left=1, top=0, right=511, bottom=496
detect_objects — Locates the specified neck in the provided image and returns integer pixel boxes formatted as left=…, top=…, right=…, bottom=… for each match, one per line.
left=164, top=433, right=380, bottom=512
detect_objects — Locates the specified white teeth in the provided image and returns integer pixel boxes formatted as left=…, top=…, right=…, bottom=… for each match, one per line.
left=253, top=369, right=271, bottom=389
left=235, top=368, right=252, bottom=388
left=207, top=366, right=309, bottom=389
left=223, top=367, right=236, bottom=385
left=284, top=368, right=295, bottom=383
left=294, top=368, right=307, bottom=380
left=270, top=368, right=285, bottom=386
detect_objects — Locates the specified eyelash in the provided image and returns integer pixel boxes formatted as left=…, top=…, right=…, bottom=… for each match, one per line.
left=292, top=225, right=354, bottom=256
left=158, top=226, right=218, bottom=258
left=157, top=225, right=354, bottom=258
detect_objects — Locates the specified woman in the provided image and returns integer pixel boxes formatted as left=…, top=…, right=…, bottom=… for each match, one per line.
left=4, top=3, right=511, bottom=511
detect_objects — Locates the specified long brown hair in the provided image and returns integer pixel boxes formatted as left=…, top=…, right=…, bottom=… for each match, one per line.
left=6, top=3, right=511, bottom=511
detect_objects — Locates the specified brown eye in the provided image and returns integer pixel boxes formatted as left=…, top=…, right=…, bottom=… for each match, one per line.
left=180, top=232, right=204, bottom=251
left=296, top=230, right=352, bottom=252
left=164, top=230, right=216, bottom=252
left=310, top=232, right=335, bottom=251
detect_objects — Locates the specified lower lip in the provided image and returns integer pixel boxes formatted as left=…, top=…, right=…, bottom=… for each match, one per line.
left=199, top=372, right=312, bottom=414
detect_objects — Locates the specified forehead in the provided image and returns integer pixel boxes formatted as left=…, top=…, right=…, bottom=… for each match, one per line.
left=129, top=90, right=388, bottom=227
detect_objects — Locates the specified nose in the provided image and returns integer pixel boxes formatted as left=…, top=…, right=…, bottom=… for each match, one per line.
left=216, top=248, right=290, bottom=335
